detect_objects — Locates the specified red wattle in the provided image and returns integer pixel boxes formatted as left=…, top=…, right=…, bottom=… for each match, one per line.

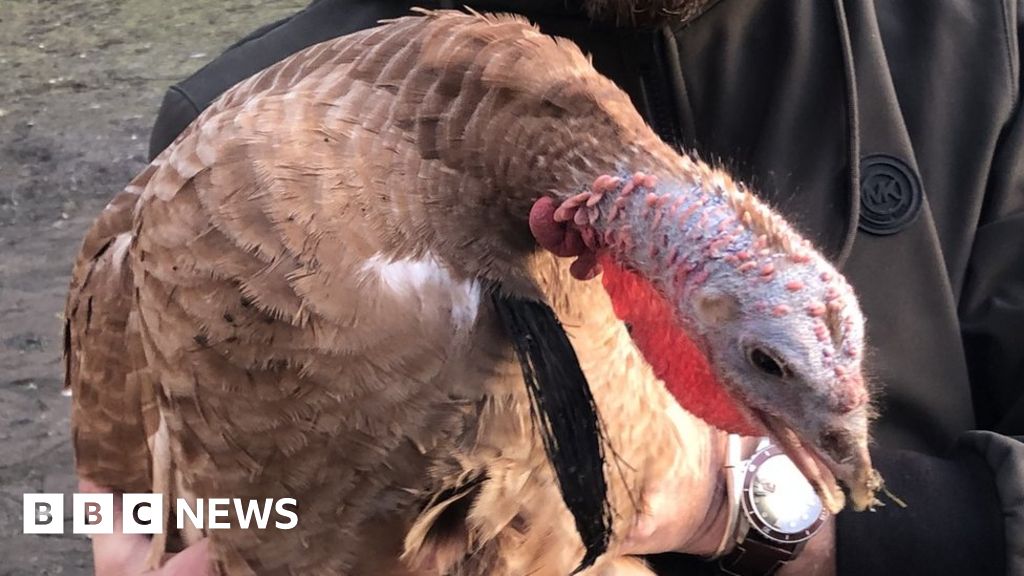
left=529, top=197, right=585, bottom=257
left=529, top=197, right=602, bottom=280
left=599, top=255, right=759, bottom=435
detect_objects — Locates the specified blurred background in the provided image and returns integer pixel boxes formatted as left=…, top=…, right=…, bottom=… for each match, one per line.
left=0, top=1, right=305, bottom=573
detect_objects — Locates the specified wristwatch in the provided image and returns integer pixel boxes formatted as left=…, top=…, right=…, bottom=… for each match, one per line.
left=714, top=435, right=829, bottom=576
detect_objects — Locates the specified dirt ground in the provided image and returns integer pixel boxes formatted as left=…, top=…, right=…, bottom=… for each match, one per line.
left=0, top=1, right=305, bottom=573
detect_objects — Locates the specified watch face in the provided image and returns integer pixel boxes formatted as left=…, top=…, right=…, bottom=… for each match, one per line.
left=741, top=445, right=828, bottom=544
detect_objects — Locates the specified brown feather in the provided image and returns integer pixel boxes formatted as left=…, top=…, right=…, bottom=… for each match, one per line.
left=67, top=11, right=727, bottom=574
left=65, top=179, right=157, bottom=494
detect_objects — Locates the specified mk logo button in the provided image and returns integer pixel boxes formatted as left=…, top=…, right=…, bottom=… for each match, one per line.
left=858, top=154, right=922, bottom=235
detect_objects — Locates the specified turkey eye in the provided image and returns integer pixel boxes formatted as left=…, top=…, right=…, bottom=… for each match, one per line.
left=748, top=347, right=789, bottom=378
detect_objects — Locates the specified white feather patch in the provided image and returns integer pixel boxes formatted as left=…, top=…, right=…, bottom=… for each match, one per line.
left=361, top=252, right=481, bottom=333
left=109, top=232, right=133, bottom=272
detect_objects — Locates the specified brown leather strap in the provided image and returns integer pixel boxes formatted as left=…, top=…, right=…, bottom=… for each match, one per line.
left=718, top=533, right=801, bottom=576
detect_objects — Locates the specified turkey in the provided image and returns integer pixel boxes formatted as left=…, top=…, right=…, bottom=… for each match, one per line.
left=65, top=10, right=881, bottom=575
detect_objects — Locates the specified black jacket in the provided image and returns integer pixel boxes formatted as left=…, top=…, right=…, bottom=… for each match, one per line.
left=148, top=1, right=1024, bottom=574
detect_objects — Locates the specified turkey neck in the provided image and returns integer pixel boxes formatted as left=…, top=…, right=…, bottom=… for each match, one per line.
left=388, top=73, right=683, bottom=293
left=315, top=13, right=680, bottom=291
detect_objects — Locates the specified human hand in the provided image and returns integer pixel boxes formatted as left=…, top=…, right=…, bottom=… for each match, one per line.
left=614, top=404, right=756, bottom=558
left=78, top=480, right=211, bottom=576
left=611, top=405, right=836, bottom=576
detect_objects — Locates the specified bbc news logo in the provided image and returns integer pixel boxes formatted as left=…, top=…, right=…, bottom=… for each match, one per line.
left=23, top=494, right=298, bottom=534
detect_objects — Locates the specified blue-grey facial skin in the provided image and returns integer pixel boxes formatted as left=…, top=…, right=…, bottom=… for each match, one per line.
left=696, top=280, right=867, bottom=420
left=688, top=260, right=874, bottom=506
left=580, top=167, right=878, bottom=510
left=595, top=175, right=868, bottom=429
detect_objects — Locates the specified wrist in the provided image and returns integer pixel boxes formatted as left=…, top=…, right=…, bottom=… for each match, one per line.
left=680, top=448, right=731, bottom=557
left=679, top=435, right=760, bottom=557
left=708, top=436, right=837, bottom=576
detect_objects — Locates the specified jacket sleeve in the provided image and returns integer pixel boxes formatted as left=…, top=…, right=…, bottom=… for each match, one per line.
left=836, top=434, right=1024, bottom=575
left=148, top=86, right=202, bottom=161
left=147, top=0, right=413, bottom=160
left=958, top=0, right=1024, bottom=440
left=147, top=10, right=296, bottom=160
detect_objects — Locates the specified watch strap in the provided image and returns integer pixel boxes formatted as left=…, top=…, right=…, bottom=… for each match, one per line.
left=718, top=532, right=802, bottom=576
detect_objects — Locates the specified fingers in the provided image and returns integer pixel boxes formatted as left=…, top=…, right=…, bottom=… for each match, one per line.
left=80, top=479, right=148, bottom=575
left=79, top=479, right=210, bottom=576
left=577, top=556, right=658, bottom=576
left=146, top=539, right=212, bottom=576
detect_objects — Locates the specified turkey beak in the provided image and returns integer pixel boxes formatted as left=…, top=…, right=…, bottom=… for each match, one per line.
left=754, top=409, right=882, bottom=514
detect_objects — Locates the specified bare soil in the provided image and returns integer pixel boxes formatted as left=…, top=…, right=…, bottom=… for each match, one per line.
left=0, top=1, right=304, bottom=573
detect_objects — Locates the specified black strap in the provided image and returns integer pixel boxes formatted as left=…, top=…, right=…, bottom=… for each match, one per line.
left=718, top=533, right=800, bottom=576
